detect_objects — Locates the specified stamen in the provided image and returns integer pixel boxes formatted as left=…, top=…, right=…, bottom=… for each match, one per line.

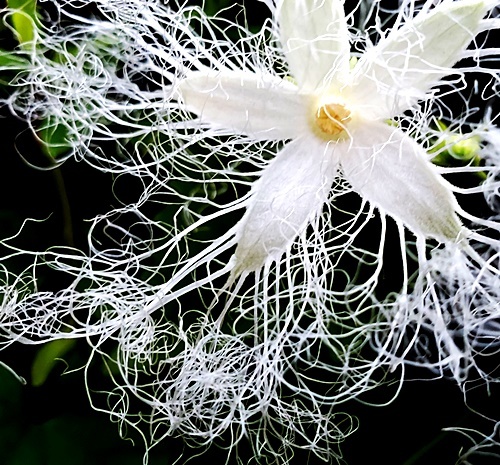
left=315, top=103, right=351, bottom=136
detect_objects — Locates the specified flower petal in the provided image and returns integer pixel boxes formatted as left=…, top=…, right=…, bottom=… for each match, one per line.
left=278, top=0, right=350, bottom=92
left=348, top=0, right=490, bottom=119
left=340, top=122, right=462, bottom=242
left=178, top=70, right=308, bottom=140
left=231, top=136, right=338, bottom=277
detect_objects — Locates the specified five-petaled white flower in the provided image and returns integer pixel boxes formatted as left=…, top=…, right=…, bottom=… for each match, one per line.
left=179, top=0, right=491, bottom=278
left=2, top=0, right=500, bottom=461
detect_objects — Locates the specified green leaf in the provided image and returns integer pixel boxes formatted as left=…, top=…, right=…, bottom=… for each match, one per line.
left=38, top=117, right=73, bottom=158
left=0, top=50, right=30, bottom=70
left=7, top=0, right=39, bottom=45
left=31, top=338, right=76, bottom=386
left=204, top=0, right=234, bottom=16
left=6, top=427, right=44, bottom=465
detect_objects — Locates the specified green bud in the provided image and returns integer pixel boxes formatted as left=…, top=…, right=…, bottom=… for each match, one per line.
left=448, top=135, right=481, bottom=161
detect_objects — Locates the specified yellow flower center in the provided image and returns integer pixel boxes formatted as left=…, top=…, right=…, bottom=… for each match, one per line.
left=313, top=102, right=351, bottom=140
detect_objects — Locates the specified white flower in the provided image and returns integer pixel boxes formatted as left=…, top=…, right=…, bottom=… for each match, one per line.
left=2, top=0, right=500, bottom=462
left=178, top=0, right=491, bottom=279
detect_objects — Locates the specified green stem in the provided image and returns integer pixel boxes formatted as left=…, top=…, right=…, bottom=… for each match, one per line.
left=51, top=165, right=74, bottom=247
left=402, top=431, right=448, bottom=465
